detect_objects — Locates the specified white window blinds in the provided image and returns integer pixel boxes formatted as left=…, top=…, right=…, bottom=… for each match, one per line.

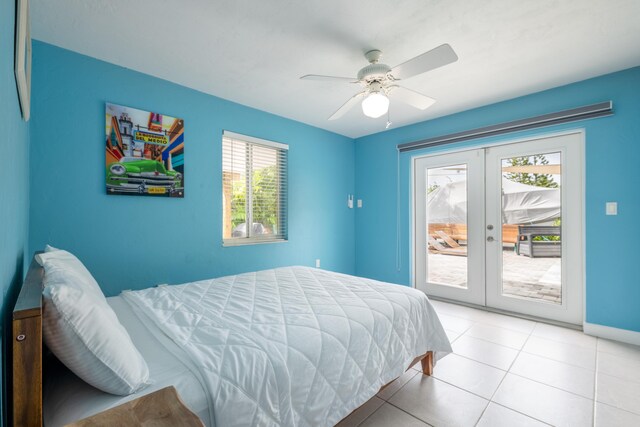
left=222, top=131, right=288, bottom=245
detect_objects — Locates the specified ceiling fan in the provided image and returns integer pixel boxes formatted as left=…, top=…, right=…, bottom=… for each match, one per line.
left=300, top=44, right=458, bottom=121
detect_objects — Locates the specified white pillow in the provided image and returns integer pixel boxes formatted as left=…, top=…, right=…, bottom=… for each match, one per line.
left=34, top=244, right=60, bottom=264
left=37, top=249, right=104, bottom=300
left=39, top=250, right=150, bottom=395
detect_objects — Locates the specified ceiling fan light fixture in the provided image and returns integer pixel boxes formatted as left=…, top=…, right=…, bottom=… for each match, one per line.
left=361, top=91, right=389, bottom=118
left=302, top=44, right=458, bottom=121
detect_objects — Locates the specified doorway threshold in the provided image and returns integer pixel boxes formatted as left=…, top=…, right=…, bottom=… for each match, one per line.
left=428, top=295, right=582, bottom=331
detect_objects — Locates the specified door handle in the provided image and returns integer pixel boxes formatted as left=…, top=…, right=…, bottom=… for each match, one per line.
left=487, top=236, right=495, bottom=242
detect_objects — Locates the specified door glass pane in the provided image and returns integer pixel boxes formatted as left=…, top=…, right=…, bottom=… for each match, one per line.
left=426, top=164, right=468, bottom=288
left=501, top=152, right=562, bottom=304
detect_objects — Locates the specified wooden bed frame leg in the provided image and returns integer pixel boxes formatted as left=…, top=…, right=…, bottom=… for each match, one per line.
left=421, top=351, right=434, bottom=376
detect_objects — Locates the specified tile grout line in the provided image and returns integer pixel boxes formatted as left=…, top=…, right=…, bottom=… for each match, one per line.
left=448, top=304, right=640, bottom=421
left=593, top=367, right=640, bottom=384
left=429, top=299, right=536, bottom=326
left=442, top=313, right=536, bottom=336
left=450, top=326, right=528, bottom=371
left=596, top=401, right=640, bottom=418
left=377, top=370, right=419, bottom=401
left=351, top=304, right=636, bottom=427
left=437, top=319, right=523, bottom=373
left=472, top=319, right=537, bottom=426
left=418, top=375, right=557, bottom=425
left=353, top=400, right=384, bottom=427
left=383, top=400, right=435, bottom=427
left=471, top=320, right=538, bottom=336
left=446, top=352, right=510, bottom=372
left=437, top=305, right=610, bottom=425
left=592, top=338, right=600, bottom=427
left=506, top=371, right=595, bottom=401
left=351, top=371, right=422, bottom=426
left=519, top=347, right=597, bottom=371
left=447, top=314, right=599, bottom=399
left=454, top=325, right=598, bottom=374
left=445, top=320, right=475, bottom=339
left=596, top=346, right=640, bottom=360
left=379, top=360, right=494, bottom=425
left=404, top=356, right=572, bottom=426
left=428, top=374, right=495, bottom=401
left=520, top=327, right=598, bottom=350
left=429, top=301, right=583, bottom=331
left=454, top=326, right=533, bottom=351
left=495, top=325, right=597, bottom=401
left=489, top=401, right=555, bottom=426
left=591, top=353, right=640, bottom=416
left=514, top=350, right=598, bottom=376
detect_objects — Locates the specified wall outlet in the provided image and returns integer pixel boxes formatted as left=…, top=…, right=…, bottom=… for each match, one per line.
left=606, top=202, right=617, bottom=215
left=357, top=199, right=362, bottom=208
left=315, top=259, right=321, bottom=268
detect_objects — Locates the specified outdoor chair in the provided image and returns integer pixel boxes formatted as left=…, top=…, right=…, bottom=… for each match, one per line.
left=428, top=236, right=467, bottom=256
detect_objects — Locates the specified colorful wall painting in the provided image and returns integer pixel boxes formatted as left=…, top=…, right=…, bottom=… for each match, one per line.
left=106, top=103, right=184, bottom=197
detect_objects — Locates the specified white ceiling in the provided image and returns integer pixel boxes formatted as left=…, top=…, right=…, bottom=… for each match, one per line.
left=32, top=0, right=640, bottom=138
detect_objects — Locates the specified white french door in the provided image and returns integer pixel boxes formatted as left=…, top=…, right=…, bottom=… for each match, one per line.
left=414, top=132, right=584, bottom=324
left=414, top=149, right=486, bottom=305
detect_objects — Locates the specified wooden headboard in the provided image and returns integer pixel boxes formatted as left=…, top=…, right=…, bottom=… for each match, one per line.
left=12, top=254, right=43, bottom=427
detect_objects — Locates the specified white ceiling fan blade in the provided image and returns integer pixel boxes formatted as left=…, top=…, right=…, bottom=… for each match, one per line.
left=390, top=44, right=458, bottom=80
left=329, top=92, right=366, bottom=120
left=389, top=86, right=436, bottom=110
left=300, top=74, right=358, bottom=83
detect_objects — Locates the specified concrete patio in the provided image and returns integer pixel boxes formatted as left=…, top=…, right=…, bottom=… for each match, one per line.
left=427, top=247, right=562, bottom=303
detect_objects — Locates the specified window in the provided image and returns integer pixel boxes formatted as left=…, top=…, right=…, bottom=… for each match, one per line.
left=222, top=131, right=288, bottom=245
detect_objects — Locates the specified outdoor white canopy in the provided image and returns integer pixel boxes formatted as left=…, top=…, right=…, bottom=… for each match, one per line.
left=427, top=178, right=561, bottom=224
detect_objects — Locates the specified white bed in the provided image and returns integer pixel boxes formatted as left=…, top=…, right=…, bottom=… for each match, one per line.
left=43, top=266, right=451, bottom=427
left=43, top=295, right=212, bottom=426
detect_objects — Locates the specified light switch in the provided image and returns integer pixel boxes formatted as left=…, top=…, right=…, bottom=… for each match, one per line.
left=357, top=199, right=363, bottom=208
left=606, top=202, right=617, bottom=215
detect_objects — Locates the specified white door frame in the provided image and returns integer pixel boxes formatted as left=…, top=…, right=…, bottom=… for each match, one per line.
left=411, top=129, right=586, bottom=325
left=485, top=132, right=584, bottom=324
left=414, top=149, right=486, bottom=305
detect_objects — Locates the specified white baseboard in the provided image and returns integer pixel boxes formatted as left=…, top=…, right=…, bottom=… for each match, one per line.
left=583, top=322, right=640, bottom=346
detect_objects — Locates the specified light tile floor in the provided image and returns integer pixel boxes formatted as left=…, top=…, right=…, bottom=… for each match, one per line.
left=337, top=300, right=640, bottom=427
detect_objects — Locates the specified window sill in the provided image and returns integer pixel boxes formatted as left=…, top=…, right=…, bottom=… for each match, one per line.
left=222, top=238, right=288, bottom=247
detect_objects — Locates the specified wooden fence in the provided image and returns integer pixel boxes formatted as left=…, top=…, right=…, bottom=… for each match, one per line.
left=428, top=223, right=518, bottom=244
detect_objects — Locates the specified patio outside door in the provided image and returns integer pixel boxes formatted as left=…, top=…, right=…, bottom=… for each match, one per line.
left=414, top=132, right=584, bottom=324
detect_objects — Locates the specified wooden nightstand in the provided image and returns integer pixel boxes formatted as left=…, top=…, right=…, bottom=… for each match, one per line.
left=65, top=386, right=204, bottom=427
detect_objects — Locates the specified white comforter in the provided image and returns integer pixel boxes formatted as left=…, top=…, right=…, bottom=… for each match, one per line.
left=122, top=267, right=451, bottom=427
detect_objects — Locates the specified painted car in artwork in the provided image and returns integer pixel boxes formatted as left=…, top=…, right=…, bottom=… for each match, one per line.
left=106, top=103, right=184, bottom=197
left=106, top=157, right=183, bottom=196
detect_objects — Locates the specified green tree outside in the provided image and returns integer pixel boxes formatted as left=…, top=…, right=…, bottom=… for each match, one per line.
left=230, top=165, right=279, bottom=233
left=505, top=155, right=561, bottom=241
left=505, top=154, right=558, bottom=188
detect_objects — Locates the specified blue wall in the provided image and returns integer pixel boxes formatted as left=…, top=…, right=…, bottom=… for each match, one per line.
left=21, top=36, right=640, bottom=355
left=0, top=0, right=31, bottom=423
left=29, top=41, right=355, bottom=296
left=354, top=67, right=640, bottom=332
